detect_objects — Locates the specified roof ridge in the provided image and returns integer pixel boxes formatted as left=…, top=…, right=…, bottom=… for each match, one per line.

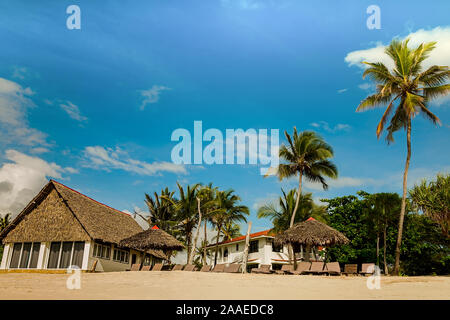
left=50, top=180, right=132, bottom=217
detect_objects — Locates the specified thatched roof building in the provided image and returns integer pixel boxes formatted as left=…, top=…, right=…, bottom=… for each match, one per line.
left=275, top=217, right=349, bottom=247
left=0, top=180, right=169, bottom=272
left=119, top=227, right=184, bottom=251
left=0, top=180, right=142, bottom=244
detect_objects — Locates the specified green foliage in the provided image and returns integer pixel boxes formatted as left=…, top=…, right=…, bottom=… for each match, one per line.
left=410, top=173, right=449, bottom=237
left=323, top=192, right=450, bottom=275
left=257, top=189, right=327, bottom=233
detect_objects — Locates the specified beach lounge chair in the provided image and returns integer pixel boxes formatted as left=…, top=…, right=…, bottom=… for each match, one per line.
left=151, top=263, right=163, bottom=271
left=290, top=262, right=311, bottom=275
left=141, top=265, right=151, bottom=271
left=251, top=264, right=272, bottom=274
left=359, top=263, right=375, bottom=276
left=342, top=264, right=358, bottom=275
left=303, top=261, right=326, bottom=275
left=224, top=264, right=241, bottom=273
left=171, top=264, right=184, bottom=271
left=324, top=262, right=341, bottom=275
left=274, top=264, right=294, bottom=275
left=212, top=264, right=226, bottom=272
left=183, top=264, right=196, bottom=272
left=200, top=265, right=212, bottom=272
left=130, top=263, right=141, bottom=271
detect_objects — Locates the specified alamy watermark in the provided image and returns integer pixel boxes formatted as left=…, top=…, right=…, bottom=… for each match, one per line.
left=66, top=265, right=81, bottom=290
left=366, top=265, right=381, bottom=290
left=171, top=121, right=279, bottom=175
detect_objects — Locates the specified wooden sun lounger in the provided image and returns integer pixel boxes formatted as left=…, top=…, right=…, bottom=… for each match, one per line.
left=303, top=261, right=326, bottom=275
left=224, top=263, right=241, bottom=273
left=212, top=264, right=226, bottom=272
left=290, top=262, right=311, bottom=275
left=200, top=265, right=212, bottom=272
left=171, top=264, right=184, bottom=271
left=183, top=264, right=196, bottom=272
left=141, top=265, right=151, bottom=271
left=324, top=262, right=341, bottom=275
left=275, top=264, right=294, bottom=275
left=151, top=263, right=163, bottom=271
left=359, top=263, right=375, bottom=276
left=342, top=264, right=358, bottom=275
left=130, top=263, right=141, bottom=271
left=251, top=264, right=272, bottom=274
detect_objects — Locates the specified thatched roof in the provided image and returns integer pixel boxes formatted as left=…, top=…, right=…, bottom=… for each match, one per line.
left=0, top=180, right=143, bottom=244
left=146, top=249, right=169, bottom=260
left=119, top=228, right=184, bottom=251
left=275, top=218, right=349, bottom=246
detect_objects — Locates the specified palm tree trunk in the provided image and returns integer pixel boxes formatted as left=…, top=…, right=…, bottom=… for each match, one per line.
left=214, top=225, right=221, bottom=266
left=383, top=224, right=388, bottom=275
left=289, top=172, right=303, bottom=268
left=393, top=119, right=411, bottom=275
left=376, top=233, right=380, bottom=266
left=203, top=220, right=207, bottom=265
left=188, top=197, right=202, bottom=265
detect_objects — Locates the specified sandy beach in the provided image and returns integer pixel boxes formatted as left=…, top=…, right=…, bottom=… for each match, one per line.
left=0, top=271, right=448, bottom=300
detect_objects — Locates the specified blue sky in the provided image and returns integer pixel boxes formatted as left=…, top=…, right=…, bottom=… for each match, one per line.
left=0, top=0, right=449, bottom=233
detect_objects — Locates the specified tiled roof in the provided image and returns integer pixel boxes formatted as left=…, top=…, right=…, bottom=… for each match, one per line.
left=206, top=229, right=274, bottom=248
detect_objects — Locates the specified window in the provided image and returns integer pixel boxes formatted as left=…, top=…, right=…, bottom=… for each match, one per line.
left=47, top=241, right=85, bottom=269
left=113, top=248, right=130, bottom=264
left=48, top=242, right=61, bottom=269
left=71, top=242, right=85, bottom=268
left=19, top=243, right=32, bottom=268
left=249, top=240, right=258, bottom=253
left=235, top=243, right=239, bottom=251
left=93, top=243, right=111, bottom=260
left=9, top=243, right=22, bottom=268
left=272, top=242, right=283, bottom=253
left=60, top=242, right=74, bottom=269
left=29, top=243, right=41, bottom=269
left=224, top=248, right=228, bottom=258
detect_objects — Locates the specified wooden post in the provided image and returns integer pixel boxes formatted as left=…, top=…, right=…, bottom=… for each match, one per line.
left=241, top=222, right=252, bottom=274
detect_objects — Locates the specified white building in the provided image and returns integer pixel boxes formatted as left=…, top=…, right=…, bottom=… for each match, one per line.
left=207, top=230, right=322, bottom=272
left=0, top=180, right=165, bottom=272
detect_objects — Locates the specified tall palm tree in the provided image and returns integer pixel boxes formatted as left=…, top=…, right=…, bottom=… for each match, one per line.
left=274, top=128, right=338, bottom=265
left=356, top=39, right=449, bottom=274
left=172, top=183, right=200, bottom=263
left=136, top=188, right=178, bottom=233
left=221, top=221, right=242, bottom=240
left=257, top=188, right=327, bottom=234
left=211, top=189, right=249, bottom=265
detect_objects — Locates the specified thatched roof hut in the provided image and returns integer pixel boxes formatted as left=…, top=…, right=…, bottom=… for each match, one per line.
left=119, top=227, right=184, bottom=251
left=275, top=217, right=349, bottom=247
left=0, top=180, right=143, bottom=244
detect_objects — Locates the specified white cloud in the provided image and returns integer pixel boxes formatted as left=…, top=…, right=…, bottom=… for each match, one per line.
left=83, top=146, right=186, bottom=175
left=337, top=88, right=348, bottom=94
left=345, top=26, right=450, bottom=70
left=0, top=150, right=67, bottom=217
left=139, top=85, right=171, bottom=110
left=358, top=83, right=374, bottom=91
left=59, top=101, right=88, bottom=122
left=0, top=77, right=48, bottom=147
left=310, top=121, right=351, bottom=133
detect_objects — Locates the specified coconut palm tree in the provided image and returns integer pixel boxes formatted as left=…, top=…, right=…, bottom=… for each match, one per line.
left=172, top=183, right=200, bottom=263
left=274, top=128, right=338, bottom=265
left=257, top=189, right=327, bottom=234
left=211, top=189, right=249, bottom=265
left=136, top=188, right=179, bottom=234
left=356, top=39, right=449, bottom=274
left=221, top=221, right=242, bottom=240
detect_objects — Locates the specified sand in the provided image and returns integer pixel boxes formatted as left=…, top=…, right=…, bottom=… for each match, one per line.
left=0, top=271, right=448, bottom=300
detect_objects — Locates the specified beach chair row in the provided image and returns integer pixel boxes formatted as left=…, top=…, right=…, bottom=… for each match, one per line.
left=273, top=262, right=376, bottom=276
left=128, top=263, right=242, bottom=273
